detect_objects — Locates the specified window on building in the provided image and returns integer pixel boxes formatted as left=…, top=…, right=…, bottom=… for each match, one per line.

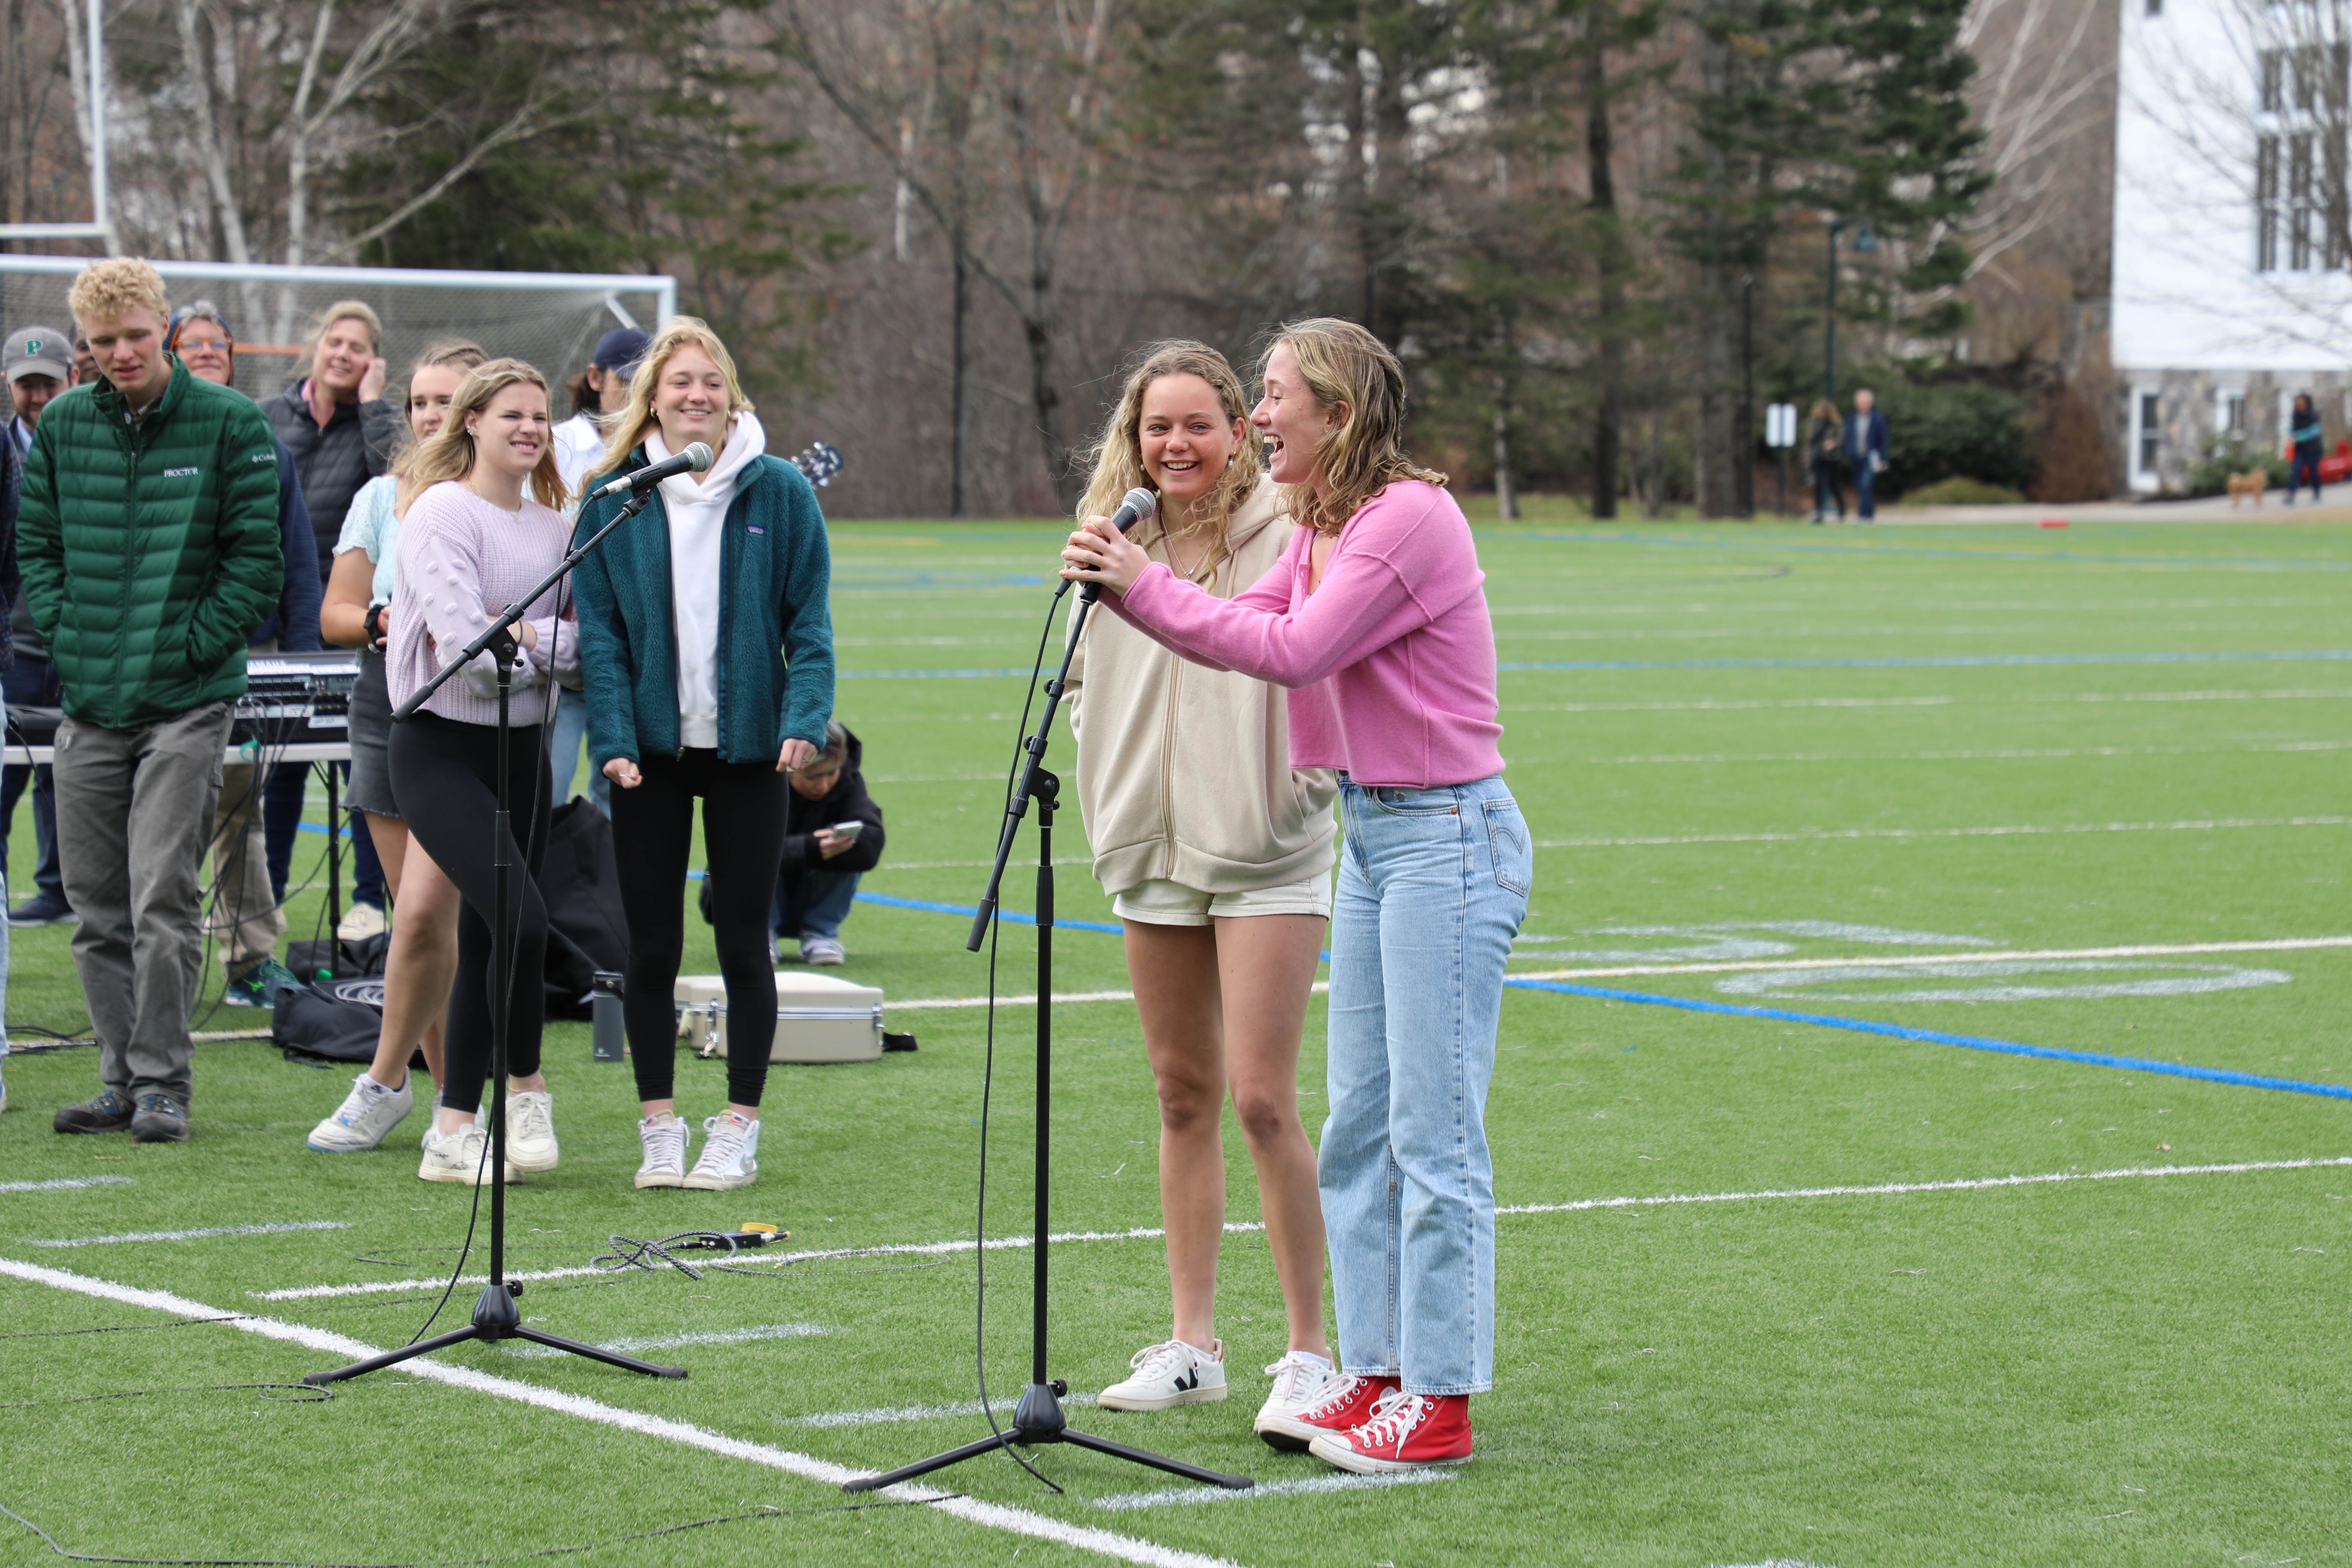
left=2139, top=392, right=2162, bottom=475
left=2297, top=45, right=2324, bottom=110
left=2264, top=49, right=2286, bottom=110
left=2146, top=0, right=2159, bottom=15
left=2220, top=389, right=2248, bottom=433
left=2260, top=136, right=2283, bottom=269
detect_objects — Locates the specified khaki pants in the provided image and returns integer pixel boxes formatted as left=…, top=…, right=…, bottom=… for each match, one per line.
left=54, top=701, right=234, bottom=1106
left=209, top=761, right=286, bottom=974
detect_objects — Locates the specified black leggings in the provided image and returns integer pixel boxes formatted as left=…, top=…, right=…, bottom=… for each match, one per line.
left=387, top=712, right=553, bottom=1114
left=611, top=748, right=789, bottom=1107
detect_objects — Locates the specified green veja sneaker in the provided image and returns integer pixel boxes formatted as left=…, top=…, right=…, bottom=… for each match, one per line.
left=224, top=957, right=303, bottom=1008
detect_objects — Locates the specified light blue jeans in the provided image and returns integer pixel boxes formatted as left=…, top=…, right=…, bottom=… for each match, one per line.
left=546, top=692, right=610, bottom=817
left=1323, top=773, right=1529, bottom=1395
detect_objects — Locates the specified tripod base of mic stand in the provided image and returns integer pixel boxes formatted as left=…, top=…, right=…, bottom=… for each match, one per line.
left=843, top=1381, right=1253, bottom=1493
left=302, top=1280, right=688, bottom=1386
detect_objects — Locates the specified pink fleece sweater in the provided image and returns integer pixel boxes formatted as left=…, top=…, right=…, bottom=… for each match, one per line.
left=1108, top=480, right=1502, bottom=788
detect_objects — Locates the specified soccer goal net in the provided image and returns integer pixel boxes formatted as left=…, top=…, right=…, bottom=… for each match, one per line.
left=0, top=257, right=674, bottom=404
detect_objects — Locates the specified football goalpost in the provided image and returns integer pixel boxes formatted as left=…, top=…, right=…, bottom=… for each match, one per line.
left=0, top=257, right=676, bottom=403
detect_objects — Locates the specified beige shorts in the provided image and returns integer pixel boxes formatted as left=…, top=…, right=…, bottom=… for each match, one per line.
left=1113, top=871, right=1333, bottom=927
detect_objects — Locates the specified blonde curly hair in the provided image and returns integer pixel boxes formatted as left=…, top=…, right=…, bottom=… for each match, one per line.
left=67, top=258, right=169, bottom=331
left=1262, top=318, right=1446, bottom=535
left=1076, top=341, right=1261, bottom=579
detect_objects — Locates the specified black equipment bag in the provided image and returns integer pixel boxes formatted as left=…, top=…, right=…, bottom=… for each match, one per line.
left=540, top=797, right=629, bottom=1019
left=272, top=978, right=387, bottom=1066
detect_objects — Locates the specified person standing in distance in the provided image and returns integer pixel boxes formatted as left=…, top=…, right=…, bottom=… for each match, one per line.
left=1063, top=318, right=1528, bottom=1475
left=387, top=358, right=580, bottom=1185
left=571, top=317, right=834, bottom=1194
left=303, top=340, right=483, bottom=1154
left=268, top=299, right=397, bottom=937
left=1060, top=341, right=1343, bottom=1440
left=546, top=326, right=647, bottom=818
left=2, top=326, right=74, bottom=930
left=1847, top=387, right=1889, bottom=522
left=167, top=303, right=322, bottom=1009
left=21, top=259, right=285, bottom=1143
left=0, top=329, right=36, bottom=1113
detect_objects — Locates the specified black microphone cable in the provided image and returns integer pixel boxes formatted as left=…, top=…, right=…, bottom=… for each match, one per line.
left=964, top=577, right=1072, bottom=1494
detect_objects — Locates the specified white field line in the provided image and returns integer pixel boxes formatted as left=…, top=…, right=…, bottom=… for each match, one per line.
left=1560, top=740, right=2352, bottom=766
left=0, top=1176, right=133, bottom=1194
left=0, top=1257, right=1238, bottom=1568
left=259, top=1155, right=2352, bottom=1302
left=1093, top=1471, right=1455, bottom=1511
left=504, top=1322, right=829, bottom=1359
left=890, top=936, right=2352, bottom=1009
left=783, top=1393, right=1098, bottom=1429
left=1506, top=935, right=2352, bottom=982
left=12, top=1029, right=270, bottom=1051
left=1496, top=1157, right=2352, bottom=1217
left=26, top=1220, right=348, bottom=1249
left=1535, top=815, right=2350, bottom=848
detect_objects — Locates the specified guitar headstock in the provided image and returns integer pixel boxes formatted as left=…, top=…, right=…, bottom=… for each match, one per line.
left=789, top=441, right=844, bottom=488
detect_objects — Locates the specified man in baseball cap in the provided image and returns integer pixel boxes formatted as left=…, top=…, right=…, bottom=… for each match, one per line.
left=1, top=326, right=75, bottom=943
left=547, top=324, right=652, bottom=818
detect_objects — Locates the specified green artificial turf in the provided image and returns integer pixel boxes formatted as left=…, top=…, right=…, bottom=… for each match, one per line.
left=2, top=516, right=2350, bottom=1567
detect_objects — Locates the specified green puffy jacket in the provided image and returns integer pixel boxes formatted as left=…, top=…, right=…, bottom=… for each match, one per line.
left=17, top=358, right=284, bottom=728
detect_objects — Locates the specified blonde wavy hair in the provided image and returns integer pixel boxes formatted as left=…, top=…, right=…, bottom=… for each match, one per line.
left=1076, top=341, right=1261, bottom=579
left=389, top=340, right=488, bottom=515
left=587, top=316, right=753, bottom=485
left=1263, top=317, right=1446, bottom=535
left=403, top=357, right=568, bottom=511
left=68, top=257, right=169, bottom=330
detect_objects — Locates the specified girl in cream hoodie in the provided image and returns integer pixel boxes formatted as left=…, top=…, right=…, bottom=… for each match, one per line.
left=1064, top=342, right=1342, bottom=1443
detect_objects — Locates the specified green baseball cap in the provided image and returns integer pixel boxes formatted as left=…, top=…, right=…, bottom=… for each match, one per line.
left=5, top=326, right=70, bottom=383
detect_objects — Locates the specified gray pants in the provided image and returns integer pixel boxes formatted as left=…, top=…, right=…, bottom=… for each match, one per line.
left=55, top=701, right=234, bottom=1105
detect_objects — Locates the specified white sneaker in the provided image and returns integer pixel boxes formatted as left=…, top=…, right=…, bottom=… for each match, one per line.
left=1254, top=1349, right=1339, bottom=1444
left=417, top=1120, right=517, bottom=1185
left=1098, top=1338, right=1227, bottom=1411
left=337, top=902, right=387, bottom=942
left=307, top=1071, right=413, bottom=1152
left=801, top=936, right=845, bottom=966
left=635, top=1112, right=689, bottom=1188
left=420, top=1089, right=444, bottom=1151
left=682, top=1112, right=760, bottom=1190
left=504, top=1090, right=559, bottom=1172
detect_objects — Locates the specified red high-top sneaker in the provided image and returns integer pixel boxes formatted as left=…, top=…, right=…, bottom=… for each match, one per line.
left=1308, top=1389, right=1473, bottom=1473
left=1253, top=1371, right=1399, bottom=1452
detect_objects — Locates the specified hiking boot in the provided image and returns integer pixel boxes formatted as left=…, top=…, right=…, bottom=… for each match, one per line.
left=54, top=1088, right=134, bottom=1134
left=130, top=1093, right=191, bottom=1143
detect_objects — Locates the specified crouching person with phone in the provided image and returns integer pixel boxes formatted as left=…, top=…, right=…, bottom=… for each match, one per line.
left=772, top=721, right=884, bottom=966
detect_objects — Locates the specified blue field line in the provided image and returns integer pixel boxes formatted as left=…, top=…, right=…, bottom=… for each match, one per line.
left=1508, top=978, right=2352, bottom=1101
left=1498, top=528, right=2352, bottom=572
left=1496, top=648, right=2352, bottom=674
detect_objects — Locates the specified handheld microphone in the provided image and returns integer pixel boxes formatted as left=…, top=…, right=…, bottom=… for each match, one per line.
left=1077, top=486, right=1158, bottom=602
left=589, top=441, right=714, bottom=500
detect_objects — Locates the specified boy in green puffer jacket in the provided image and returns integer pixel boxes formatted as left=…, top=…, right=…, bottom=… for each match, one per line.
left=16, top=259, right=284, bottom=1143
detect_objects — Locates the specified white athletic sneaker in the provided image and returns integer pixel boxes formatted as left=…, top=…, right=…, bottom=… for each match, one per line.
left=417, top=1120, right=517, bottom=1185
left=420, top=1089, right=444, bottom=1151
left=306, top=1071, right=413, bottom=1152
left=800, top=936, right=845, bottom=966
left=682, top=1112, right=760, bottom=1190
left=504, top=1090, right=559, bottom=1172
left=635, top=1112, right=690, bottom=1188
left=337, top=901, right=387, bottom=941
left=1254, top=1349, right=1339, bottom=1445
left=1098, top=1339, right=1228, bottom=1411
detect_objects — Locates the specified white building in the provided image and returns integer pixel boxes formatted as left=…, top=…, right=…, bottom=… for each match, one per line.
left=2114, top=0, right=2352, bottom=490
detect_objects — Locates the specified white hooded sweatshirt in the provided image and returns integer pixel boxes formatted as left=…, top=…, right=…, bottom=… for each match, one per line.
left=647, top=411, right=768, bottom=749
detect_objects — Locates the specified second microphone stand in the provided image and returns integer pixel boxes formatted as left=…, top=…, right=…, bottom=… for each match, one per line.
left=848, top=578, right=1252, bottom=1494
left=308, top=488, right=684, bottom=1387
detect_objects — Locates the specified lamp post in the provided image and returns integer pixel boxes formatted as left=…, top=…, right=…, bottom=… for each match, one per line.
left=1823, top=215, right=1876, bottom=402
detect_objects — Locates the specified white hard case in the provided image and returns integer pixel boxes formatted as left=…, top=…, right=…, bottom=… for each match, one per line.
left=674, top=972, right=886, bottom=1064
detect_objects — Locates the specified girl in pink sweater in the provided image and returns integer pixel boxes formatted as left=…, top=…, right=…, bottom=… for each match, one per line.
left=1063, top=318, right=1530, bottom=1474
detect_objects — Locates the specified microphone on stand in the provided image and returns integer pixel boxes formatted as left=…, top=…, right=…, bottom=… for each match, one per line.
left=1077, top=486, right=1158, bottom=602
left=587, top=441, right=714, bottom=500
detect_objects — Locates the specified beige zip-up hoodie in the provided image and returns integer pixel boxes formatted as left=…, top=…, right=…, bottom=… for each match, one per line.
left=1065, top=476, right=1339, bottom=897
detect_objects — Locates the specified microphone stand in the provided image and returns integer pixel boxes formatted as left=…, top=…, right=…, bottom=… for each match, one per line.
left=848, top=576, right=1252, bottom=1494
left=308, top=487, right=683, bottom=1386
